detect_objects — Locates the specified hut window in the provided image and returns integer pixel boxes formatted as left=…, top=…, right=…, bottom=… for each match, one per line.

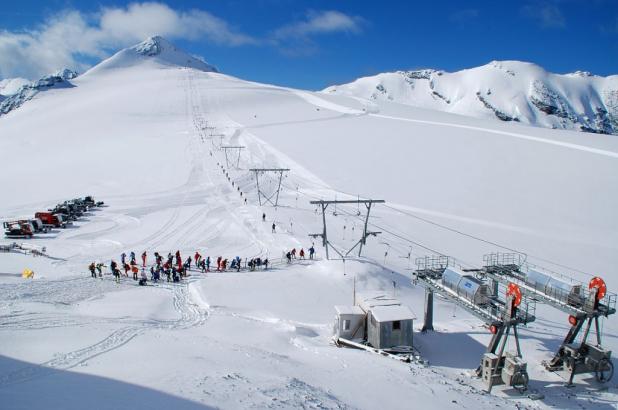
left=392, top=320, right=401, bottom=330
left=343, top=319, right=351, bottom=331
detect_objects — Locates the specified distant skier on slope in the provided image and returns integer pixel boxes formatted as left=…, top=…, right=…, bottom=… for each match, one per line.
left=141, top=251, right=147, bottom=267
left=89, top=262, right=96, bottom=278
left=272, top=222, right=276, bottom=233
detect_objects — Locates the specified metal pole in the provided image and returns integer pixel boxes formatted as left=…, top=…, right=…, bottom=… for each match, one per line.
left=513, top=325, right=522, bottom=358
left=358, top=202, right=372, bottom=257
left=254, top=171, right=262, bottom=206
left=422, top=288, right=434, bottom=332
left=275, top=170, right=283, bottom=207
left=322, top=203, right=329, bottom=260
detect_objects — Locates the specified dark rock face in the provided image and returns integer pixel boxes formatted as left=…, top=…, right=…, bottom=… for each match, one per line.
left=476, top=92, right=518, bottom=122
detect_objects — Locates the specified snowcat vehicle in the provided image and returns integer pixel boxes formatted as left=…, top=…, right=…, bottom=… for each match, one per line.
left=3, top=221, right=34, bottom=238
left=35, top=212, right=67, bottom=228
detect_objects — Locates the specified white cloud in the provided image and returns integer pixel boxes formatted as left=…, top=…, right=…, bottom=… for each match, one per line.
left=272, top=10, right=365, bottom=56
left=0, top=2, right=256, bottom=80
left=522, top=1, right=566, bottom=29
left=275, top=10, right=364, bottom=39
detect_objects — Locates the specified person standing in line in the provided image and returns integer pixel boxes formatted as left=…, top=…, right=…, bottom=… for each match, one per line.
left=272, top=222, right=276, bottom=233
left=141, top=251, right=147, bottom=267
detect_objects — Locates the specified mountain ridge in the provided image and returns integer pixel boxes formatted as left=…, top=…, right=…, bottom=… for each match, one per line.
left=323, top=61, right=618, bottom=135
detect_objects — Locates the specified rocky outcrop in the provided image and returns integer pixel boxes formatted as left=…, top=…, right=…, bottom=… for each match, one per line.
left=0, top=69, right=78, bottom=116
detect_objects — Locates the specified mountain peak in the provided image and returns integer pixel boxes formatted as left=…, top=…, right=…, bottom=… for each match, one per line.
left=85, top=36, right=218, bottom=75
left=131, top=36, right=173, bottom=57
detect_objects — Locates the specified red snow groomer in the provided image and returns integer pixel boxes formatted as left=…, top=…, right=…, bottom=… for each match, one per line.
left=35, top=212, right=67, bottom=229
left=3, top=221, right=34, bottom=238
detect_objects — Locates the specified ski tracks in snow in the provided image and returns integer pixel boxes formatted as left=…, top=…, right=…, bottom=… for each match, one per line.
left=0, top=279, right=209, bottom=389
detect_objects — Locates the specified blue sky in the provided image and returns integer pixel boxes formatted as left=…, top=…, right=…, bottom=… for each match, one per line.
left=0, top=0, right=616, bottom=89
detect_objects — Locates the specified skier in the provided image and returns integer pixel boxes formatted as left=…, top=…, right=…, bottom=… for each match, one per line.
left=141, top=251, right=147, bottom=267
left=123, top=263, right=130, bottom=277
left=131, top=264, right=139, bottom=281
left=291, top=248, right=297, bottom=259
left=221, top=259, right=228, bottom=271
left=194, top=251, right=201, bottom=266
left=121, top=252, right=126, bottom=265
left=286, top=251, right=292, bottom=264
left=88, top=262, right=96, bottom=278
left=205, top=256, right=211, bottom=272
left=299, top=248, right=305, bottom=260
left=309, top=245, right=315, bottom=260
left=272, top=222, right=276, bottom=233
left=235, top=256, right=242, bottom=272
left=185, top=256, right=192, bottom=270
left=216, top=256, right=222, bottom=271
left=262, top=213, right=266, bottom=222
left=263, top=258, right=269, bottom=270
left=130, top=251, right=136, bottom=264
left=111, top=260, right=120, bottom=283
left=96, top=262, right=104, bottom=277
left=139, top=270, right=147, bottom=286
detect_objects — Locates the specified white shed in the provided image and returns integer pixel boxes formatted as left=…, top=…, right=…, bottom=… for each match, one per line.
left=357, top=294, right=416, bottom=349
left=333, top=305, right=366, bottom=341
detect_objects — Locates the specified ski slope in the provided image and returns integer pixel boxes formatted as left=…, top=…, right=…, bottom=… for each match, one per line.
left=0, top=37, right=617, bottom=409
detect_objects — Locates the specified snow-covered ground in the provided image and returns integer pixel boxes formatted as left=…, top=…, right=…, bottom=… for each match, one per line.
left=0, top=37, right=617, bottom=409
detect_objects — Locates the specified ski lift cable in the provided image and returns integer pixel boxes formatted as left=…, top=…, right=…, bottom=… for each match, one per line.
left=285, top=178, right=586, bottom=275
left=382, top=204, right=594, bottom=277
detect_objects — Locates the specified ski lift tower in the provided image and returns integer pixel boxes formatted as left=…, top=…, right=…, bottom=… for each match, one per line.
left=221, top=145, right=245, bottom=169
left=249, top=168, right=290, bottom=207
left=414, top=255, right=536, bottom=393
left=207, top=133, right=226, bottom=149
left=479, top=252, right=616, bottom=385
left=308, top=199, right=384, bottom=260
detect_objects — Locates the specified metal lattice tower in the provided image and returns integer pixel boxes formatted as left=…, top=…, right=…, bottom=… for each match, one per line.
left=221, top=146, right=245, bottom=169
left=249, top=168, right=290, bottom=207
left=308, top=199, right=384, bottom=260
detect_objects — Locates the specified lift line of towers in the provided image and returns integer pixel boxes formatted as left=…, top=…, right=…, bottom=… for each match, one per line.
left=190, top=105, right=615, bottom=394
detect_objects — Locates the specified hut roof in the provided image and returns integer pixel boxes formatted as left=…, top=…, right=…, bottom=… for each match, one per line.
left=370, top=305, right=416, bottom=322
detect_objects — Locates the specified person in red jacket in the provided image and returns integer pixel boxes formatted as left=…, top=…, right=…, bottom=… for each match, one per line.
left=216, top=256, right=222, bottom=271
left=141, top=251, right=147, bottom=267
left=194, top=251, right=201, bottom=266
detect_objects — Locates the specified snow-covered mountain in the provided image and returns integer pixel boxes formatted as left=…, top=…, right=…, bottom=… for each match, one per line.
left=1, top=37, right=617, bottom=410
left=0, top=69, right=78, bottom=116
left=85, top=35, right=218, bottom=75
left=323, top=61, right=618, bottom=135
left=0, top=77, right=31, bottom=97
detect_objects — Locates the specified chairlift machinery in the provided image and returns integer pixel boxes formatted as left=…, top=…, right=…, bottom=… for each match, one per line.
left=477, top=252, right=615, bottom=385
left=414, top=255, right=536, bottom=393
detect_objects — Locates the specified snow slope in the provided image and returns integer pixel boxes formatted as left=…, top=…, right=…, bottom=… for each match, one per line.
left=323, top=61, right=618, bottom=135
left=0, top=38, right=617, bottom=409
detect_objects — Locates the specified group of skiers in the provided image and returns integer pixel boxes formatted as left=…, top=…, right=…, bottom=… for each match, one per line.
left=89, top=248, right=280, bottom=284
left=285, top=246, right=315, bottom=263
